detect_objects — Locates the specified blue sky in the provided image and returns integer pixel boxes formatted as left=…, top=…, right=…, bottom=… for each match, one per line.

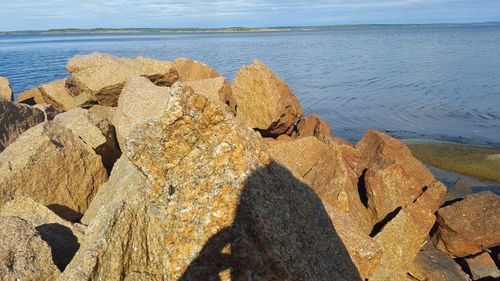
left=1, top=0, right=500, bottom=31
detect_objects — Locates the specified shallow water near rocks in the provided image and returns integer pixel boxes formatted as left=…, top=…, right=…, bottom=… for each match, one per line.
left=1, top=25, right=499, bottom=147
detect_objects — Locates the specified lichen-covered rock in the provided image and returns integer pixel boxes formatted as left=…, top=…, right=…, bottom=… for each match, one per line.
left=172, top=58, right=221, bottom=82
left=113, top=76, right=173, bottom=149
left=465, top=251, right=500, bottom=280
left=0, top=76, right=13, bottom=101
left=368, top=181, right=446, bottom=281
left=232, top=59, right=303, bottom=137
left=0, top=216, right=60, bottom=281
left=0, top=122, right=108, bottom=221
left=54, top=107, right=121, bottom=171
left=356, top=130, right=436, bottom=221
left=60, top=85, right=360, bottom=281
left=432, top=191, right=500, bottom=257
left=0, top=99, right=45, bottom=152
left=66, top=52, right=178, bottom=106
left=0, top=197, right=84, bottom=270
left=292, top=113, right=332, bottom=142
left=182, top=76, right=237, bottom=113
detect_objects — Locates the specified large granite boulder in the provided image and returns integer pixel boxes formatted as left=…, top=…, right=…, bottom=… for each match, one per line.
left=268, top=136, right=379, bottom=277
left=0, top=76, right=13, bottom=101
left=356, top=130, right=436, bottom=222
left=0, top=197, right=84, bottom=271
left=66, top=52, right=178, bottom=106
left=369, top=181, right=446, bottom=280
left=172, top=58, right=221, bottom=82
left=60, top=84, right=360, bottom=281
left=408, top=242, right=470, bottom=281
left=432, top=191, right=500, bottom=257
left=0, top=216, right=60, bottom=281
left=182, top=76, right=237, bottom=113
left=54, top=107, right=121, bottom=171
left=113, top=76, right=173, bottom=149
left=232, top=60, right=303, bottom=137
left=0, top=122, right=108, bottom=221
left=0, top=99, right=45, bottom=152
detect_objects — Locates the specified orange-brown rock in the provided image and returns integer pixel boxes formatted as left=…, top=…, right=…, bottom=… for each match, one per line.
left=369, top=181, right=446, bottom=280
left=0, top=76, right=13, bottom=101
left=268, top=137, right=380, bottom=277
left=0, top=122, right=108, bottom=221
left=54, top=107, right=121, bottom=171
left=465, top=252, right=500, bottom=280
left=18, top=79, right=94, bottom=111
left=232, top=59, right=303, bottom=137
left=408, top=242, right=470, bottom=281
left=66, top=52, right=179, bottom=106
left=432, top=191, right=500, bottom=257
left=182, top=76, right=237, bottom=113
left=356, top=130, right=436, bottom=221
left=292, top=113, right=332, bottom=141
left=0, top=216, right=60, bottom=280
left=172, top=58, right=221, bottom=82
left=60, top=84, right=360, bottom=281
left=0, top=99, right=45, bottom=152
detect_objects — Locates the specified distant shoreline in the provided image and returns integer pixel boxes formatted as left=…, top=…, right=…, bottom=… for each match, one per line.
left=1, top=22, right=499, bottom=35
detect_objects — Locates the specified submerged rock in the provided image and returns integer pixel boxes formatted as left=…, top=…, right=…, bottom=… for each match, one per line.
left=0, top=99, right=45, bottom=152
left=0, top=122, right=108, bottom=221
left=172, top=58, right=221, bottom=82
left=356, top=130, right=436, bottom=222
left=0, top=197, right=84, bottom=271
left=0, top=216, right=60, bottom=281
left=66, top=52, right=179, bottom=106
left=0, top=76, right=13, bottom=101
left=432, top=191, right=500, bottom=257
left=60, top=84, right=360, bottom=281
left=182, top=76, right=237, bottom=113
left=232, top=59, right=303, bottom=137
left=54, top=107, right=121, bottom=171
left=408, top=140, right=500, bottom=182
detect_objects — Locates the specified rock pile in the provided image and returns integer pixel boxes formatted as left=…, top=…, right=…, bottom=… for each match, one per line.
left=0, top=53, right=498, bottom=280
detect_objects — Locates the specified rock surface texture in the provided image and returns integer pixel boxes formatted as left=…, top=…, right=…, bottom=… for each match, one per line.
left=172, top=58, right=221, bottom=82
left=54, top=107, right=121, bottom=171
left=432, top=191, right=500, bottom=257
left=66, top=52, right=178, bottom=106
left=0, top=216, right=60, bottom=281
left=182, top=76, right=237, bottom=113
left=59, top=84, right=360, bottom=281
left=0, top=197, right=84, bottom=271
left=232, top=59, right=303, bottom=137
left=465, top=252, right=500, bottom=280
left=0, top=76, right=13, bottom=101
left=0, top=99, right=45, bottom=152
left=112, top=76, right=173, bottom=149
left=0, top=122, right=108, bottom=221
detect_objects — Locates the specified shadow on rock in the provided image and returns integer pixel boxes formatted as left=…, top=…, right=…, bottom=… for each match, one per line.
left=180, top=161, right=361, bottom=281
left=36, top=223, right=80, bottom=271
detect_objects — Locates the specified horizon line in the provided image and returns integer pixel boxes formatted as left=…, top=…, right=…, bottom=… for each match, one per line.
left=2, top=21, right=500, bottom=33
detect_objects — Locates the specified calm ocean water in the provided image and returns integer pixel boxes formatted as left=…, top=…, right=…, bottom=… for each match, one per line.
left=1, top=26, right=499, bottom=146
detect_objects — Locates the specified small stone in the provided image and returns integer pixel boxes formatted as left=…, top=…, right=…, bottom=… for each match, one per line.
left=465, top=252, right=500, bottom=280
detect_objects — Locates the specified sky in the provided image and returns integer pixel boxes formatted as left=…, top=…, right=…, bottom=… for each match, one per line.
left=1, top=0, right=500, bottom=31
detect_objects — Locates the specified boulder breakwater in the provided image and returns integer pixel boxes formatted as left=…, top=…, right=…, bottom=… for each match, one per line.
left=0, top=53, right=498, bottom=280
